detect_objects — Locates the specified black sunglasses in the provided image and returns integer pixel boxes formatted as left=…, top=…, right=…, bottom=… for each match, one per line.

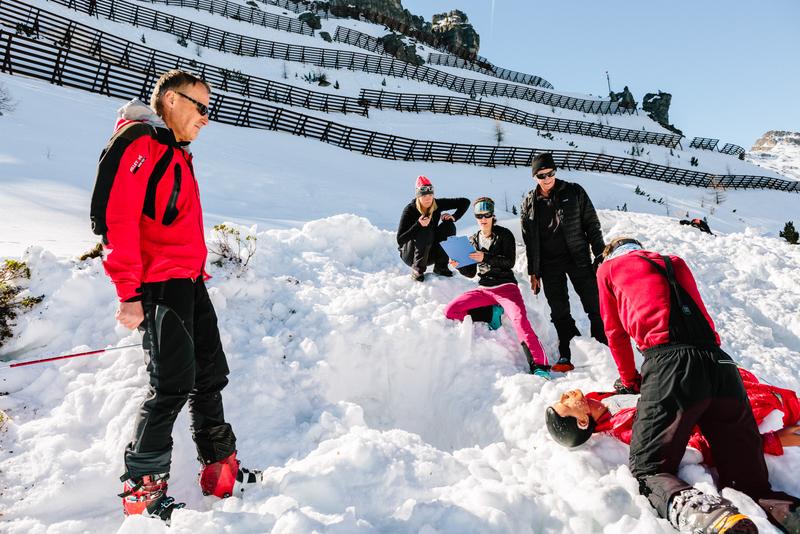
left=177, top=91, right=209, bottom=116
left=474, top=212, right=493, bottom=219
left=535, top=169, right=556, bottom=180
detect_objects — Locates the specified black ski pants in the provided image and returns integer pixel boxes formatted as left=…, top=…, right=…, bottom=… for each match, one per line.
left=632, top=344, right=799, bottom=530
left=124, top=278, right=236, bottom=479
left=399, top=220, right=455, bottom=273
left=540, top=261, right=606, bottom=344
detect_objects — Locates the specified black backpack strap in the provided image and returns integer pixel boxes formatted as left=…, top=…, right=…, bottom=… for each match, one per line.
left=639, top=255, right=691, bottom=317
left=637, top=254, right=717, bottom=346
left=142, top=146, right=175, bottom=220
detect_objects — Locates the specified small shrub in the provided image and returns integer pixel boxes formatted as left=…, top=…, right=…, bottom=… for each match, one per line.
left=690, top=156, right=699, bottom=167
left=219, top=67, right=248, bottom=84
left=333, top=80, right=340, bottom=89
left=494, top=121, right=504, bottom=145
left=209, top=224, right=257, bottom=272
left=780, top=221, right=799, bottom=245
left=246, top=0, right=258, bottom=7
left=381, top=78, right=387, bottom=87
left=0, top=260, right=45, bottom=348
left=15, top=22, right=37, bottom=38
left=140, top=34, right=146, bottom=44
left=0, top=83, right=16, bottom=116
left=78, top=243, right=104, bottom=261
left=511, top=205, right=518, bottom=215
left=177, top=34, right=188, bottom=47
left=302, top=71, right=330, bottom=86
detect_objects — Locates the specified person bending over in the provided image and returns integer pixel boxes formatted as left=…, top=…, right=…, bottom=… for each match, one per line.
left=576, top=236, right=799, bottom=533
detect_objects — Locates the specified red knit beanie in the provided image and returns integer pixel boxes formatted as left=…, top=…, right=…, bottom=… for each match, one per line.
left=416, top=175, right=433, bottom=197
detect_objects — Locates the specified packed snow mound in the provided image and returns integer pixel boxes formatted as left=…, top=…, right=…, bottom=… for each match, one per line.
left=1, top=212, right=799, bottom=533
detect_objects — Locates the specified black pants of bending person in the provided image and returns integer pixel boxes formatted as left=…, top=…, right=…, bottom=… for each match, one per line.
left=124, top=277, right=236, bottom=479
left=399, top=221, right=455, bottom=273
left=540, top=261, right=606, bottom=344
left=631, top=344, right=800, bottom=532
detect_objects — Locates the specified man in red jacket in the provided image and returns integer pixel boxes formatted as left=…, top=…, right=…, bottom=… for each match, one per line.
left=578, top=237, right=799, bottom=533
left=91, top=70, right=258, bottom=522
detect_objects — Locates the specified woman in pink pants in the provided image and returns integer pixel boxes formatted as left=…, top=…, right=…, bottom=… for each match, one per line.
left=445, top=197, right=551, bottom=378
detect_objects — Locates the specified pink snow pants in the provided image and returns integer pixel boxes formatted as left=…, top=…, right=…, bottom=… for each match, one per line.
left=444, top=283, right=547, bottom=366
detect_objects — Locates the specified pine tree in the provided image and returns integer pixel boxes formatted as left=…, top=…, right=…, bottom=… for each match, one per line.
left=780, top=221, right=799, bottom=245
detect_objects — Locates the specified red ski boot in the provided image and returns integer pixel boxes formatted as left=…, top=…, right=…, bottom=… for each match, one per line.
left=119, top=472, right=185, bottom=523
left=199, top=452, right=262, bottom=498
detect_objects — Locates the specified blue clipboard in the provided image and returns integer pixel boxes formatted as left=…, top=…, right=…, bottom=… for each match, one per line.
left=441, top=235, right=477, bottom=267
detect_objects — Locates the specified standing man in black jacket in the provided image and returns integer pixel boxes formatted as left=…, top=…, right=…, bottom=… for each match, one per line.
left=520, top=153, right=606, bottom=372
left=397, top=175, right=470, bottom=281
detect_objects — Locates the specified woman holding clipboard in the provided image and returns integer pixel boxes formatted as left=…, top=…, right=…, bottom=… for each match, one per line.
left=444, top=197, right=551, bottom=379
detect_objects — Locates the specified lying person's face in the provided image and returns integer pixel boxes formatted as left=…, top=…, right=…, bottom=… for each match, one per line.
left=551, top=389, right=607, bottom=430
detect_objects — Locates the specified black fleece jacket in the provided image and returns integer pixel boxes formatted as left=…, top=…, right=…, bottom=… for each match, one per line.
left=520, top=179, right=605, bottom=276
left=396, top=197, right=470, bottom=247
left=456, top=225, right=518, bottom=287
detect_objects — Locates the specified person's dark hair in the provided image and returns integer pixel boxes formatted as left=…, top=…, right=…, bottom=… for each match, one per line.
left=545, top=406, right=596, bottom=448
left=150, top=70, right=211, bottom=118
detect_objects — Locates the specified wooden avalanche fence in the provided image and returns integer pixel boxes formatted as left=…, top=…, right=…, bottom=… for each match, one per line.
left=690, top=137, right=746, bottom=157
left=1, top=0, right=367, bottom=114
left=134, top=0, right=313, bottom=36
left=1, top=31, right=795, bottom=192
left=427, top=52, right=551, bottom=89
left=334, top=27, right=629, bottom=115
left=25, top=0, right=596, bottom=106
left=358, top=89, right=682, bottom=148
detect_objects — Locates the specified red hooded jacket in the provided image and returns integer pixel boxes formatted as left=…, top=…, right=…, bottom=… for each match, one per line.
left=100, top=100, right=207, bottom=302
left=596, top=250, right=721, bottom=386
left=591, top=368, right=800, bottom=463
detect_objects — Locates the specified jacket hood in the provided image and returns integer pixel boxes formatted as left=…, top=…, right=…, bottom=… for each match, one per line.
left=113, top=99, right=191, bottom=152
left=114, top=99, right=167, bottom=131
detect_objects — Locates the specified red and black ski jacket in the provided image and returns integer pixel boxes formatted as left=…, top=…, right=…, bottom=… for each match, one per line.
left=93, top=100, right=207, bottom=302
left=596, top=250, right=721, bottom=385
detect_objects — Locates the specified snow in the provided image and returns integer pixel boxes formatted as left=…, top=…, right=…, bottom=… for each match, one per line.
left=1, top=2, right=800, bottom=533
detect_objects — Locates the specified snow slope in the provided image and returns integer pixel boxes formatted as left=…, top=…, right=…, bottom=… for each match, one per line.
left=1, top=3, right=799, bottom=533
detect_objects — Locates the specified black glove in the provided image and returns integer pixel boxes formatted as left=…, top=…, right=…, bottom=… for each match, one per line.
left=614, top=374, right=641, bottom=394
left=592, top=254, right=604, bottom=272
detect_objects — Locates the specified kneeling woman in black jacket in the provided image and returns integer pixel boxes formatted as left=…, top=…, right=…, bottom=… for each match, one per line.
left=444, top=197, right=550, bottom=378
left=396, top=175, right=469, bottom=281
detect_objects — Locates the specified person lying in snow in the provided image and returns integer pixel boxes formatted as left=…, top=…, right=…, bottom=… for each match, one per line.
left=546, top=366, right=800, bottom=461
left=443, top=197, right=550, bottom=379
left=680, top=218, right=714, bottom=235
left=564, top=236, right=799, bottom=533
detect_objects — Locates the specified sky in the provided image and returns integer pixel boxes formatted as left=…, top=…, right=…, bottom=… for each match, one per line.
left=402, top=0, right=800, bottom=149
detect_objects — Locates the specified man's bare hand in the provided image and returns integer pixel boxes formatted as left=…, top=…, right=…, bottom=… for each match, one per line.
left=530, top=274, right=540, bottom=295
left=116, top=301, right=144, bottom=330
left=776, top=425, right=800, bottom=448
